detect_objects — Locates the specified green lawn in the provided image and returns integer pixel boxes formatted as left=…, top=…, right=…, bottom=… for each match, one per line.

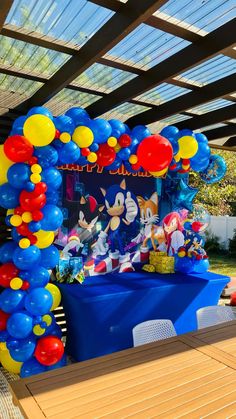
left=209, top=254, right=236, bottom=277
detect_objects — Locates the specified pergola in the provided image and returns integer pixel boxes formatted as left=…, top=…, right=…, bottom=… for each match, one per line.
left=0, top=0, right=235, bottom=150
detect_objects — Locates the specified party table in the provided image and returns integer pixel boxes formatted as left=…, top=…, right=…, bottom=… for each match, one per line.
left=59, top=271, right=229, bottom=361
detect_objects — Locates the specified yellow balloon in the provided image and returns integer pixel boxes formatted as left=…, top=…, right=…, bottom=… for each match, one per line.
left=107, top=137, right=117, bottom=147
left=150, top=167, right=168, bottom=177
left=19, top=238, right=30, bottom=249
left=174, top=152, right=181, bottom=163
left=23, top=115, right=55, bottom=146
left=0, top=349, right=22, bottom=374
left=31, top=164, right=42, bottom=174
left=34, top=230, right=54, bottom=249
left=72, top=126, right=94, bottom=148
left=22, top=211, right=32, bottom=223
left=30, top=173, right=41, bottom=184
left=33, top=325, right=46, bottom=336
left=87, top=152, right=97, bottom=163
left=114, top=144, right=121, bottom=153
left=60, top=132, right=71, bottom=143
left=129, top=154, right=138, bottom=165
left=0, top=145, right=14, bottom=185
left=178, top=136, right=198, bottom=159
left=10, top=214, right=22, bottom=227
left=10, top=277, right=23, bottom=290
left=46, top=283, right=61, bottom=311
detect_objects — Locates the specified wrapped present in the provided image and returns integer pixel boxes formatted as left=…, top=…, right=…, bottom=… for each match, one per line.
left=155, top=256, right=175, bottom=274
left=149, top=251, right=167, bottom=265
left=142, top=264, right=156, bottom=273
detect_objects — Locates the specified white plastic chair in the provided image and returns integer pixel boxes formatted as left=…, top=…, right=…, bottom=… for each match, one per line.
left=132, top=319, right=177, bottom=347
left=197, top=305, right=235, bottom=329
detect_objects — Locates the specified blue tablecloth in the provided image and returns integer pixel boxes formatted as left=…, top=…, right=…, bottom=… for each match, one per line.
left=59, top=271, right=229, bottom=361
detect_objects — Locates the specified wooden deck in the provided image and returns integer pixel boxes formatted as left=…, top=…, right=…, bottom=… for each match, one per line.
left=10, top=321, right=236, bottom=419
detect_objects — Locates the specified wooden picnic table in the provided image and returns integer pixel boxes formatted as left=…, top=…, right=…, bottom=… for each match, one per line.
left=10, top=320, right=236, bottom=419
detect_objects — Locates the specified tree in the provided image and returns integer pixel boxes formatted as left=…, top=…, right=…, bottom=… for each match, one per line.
left=189, top=149, right=236, bottom=216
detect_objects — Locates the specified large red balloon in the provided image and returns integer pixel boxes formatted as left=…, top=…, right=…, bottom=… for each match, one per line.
left=96, top=144, right=116, bottom=167
left=20, top=190, right=46, bottom=212
left=35, top=336, right=64, bottom=366
left=4, top=135, right=34, bottom=163
left=0, top=310, right=10, bottom=331
left=137, top=135, right=173, bottom=172
left=0, top=263, right=19, bottom=288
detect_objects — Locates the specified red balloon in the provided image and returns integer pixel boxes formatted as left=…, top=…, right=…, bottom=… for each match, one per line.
left=137, top=135, right=173, bottom=172
left=131, top=163, right=141, bottom=171
left=32, top=210, right=43, bottom=221
left=28, top=156, right=38, bottom=166
left=118, top=134, right=131, bottom=148
left=14, top=206, right=24, bottom=215
left=35, top=336, right=64, bottom=366
left=21, top=281, right=30, bottom=290
left=0, top=310, right=10, bottom=331
left=4, top=135, right=34, bottom=163
left=96, top=144, right=116, bottom=167
left=17, top=222, right=31, bottom=237
left=20, top=190, right=46, bottom=212
left=33, top=182, right=47, bottom=195
left=0, top=263, right=19, bottom=288
left=81, top=147, right=90, bottom=157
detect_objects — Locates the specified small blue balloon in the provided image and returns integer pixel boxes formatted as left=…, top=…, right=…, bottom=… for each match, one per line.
left=12, top=116, right=27, bottom=131
left=0, top=289, right=26, bottom=313
left=20, top=357, right=46, bottom=378
left=109, top=119, right=126, bottom=137
left=175, top=257, right=194, bottom=274
left=41, top=204, right=63, bottom=231
left=0, top=242, right=17, bottom=264
left=47, top=354, right=66, bottom=371
left=89, top=119, right=112, bottom=144
left=0, top=330, right=9, bottom=342
left=11, top=227, right=22, bottom=243
left=25, top=288, right=53, bottom=316
left=41, top=168, right=62, bottom=192
left=191, top=158, right=209, bottom=173
left=123, top=161, right=139, bottom=174
left=130, top=137, right=139, bottom=153
left=168, top=138, right=179, bottom=155
left=195, top=133, right=208, bottom=144
left=65, top=107, right=90, bottom=126
left=52, top=139, right=64, bottom=149
left=8, top=336, right=36, bottom=362
left=175, top=129, right=194, bottom=139
left=13, top=246, right=41, bottom=270
left=191, top=142, right=210, bottom=164
left=105, top=157, right=122, bottom=171
left=7, top=163, right=30, bottom=189
left=34, top=146, right=58, bottom=168
left=27, top=106, right=53, bottom=120
left=90, top=142, right=99, bottom=152
left=160, top=125, right=179, bottom=138
left=5, top=215, right=12, bottom=227
left=44, top=323, right=62, bottom=338
left=191, top=258, right=210, bottom=273
left=57, top=141, right=80, bottom=164
left=28, top=221, right=41, bottom=233
left=131, top=125, right=151, bottom=141
left=118, top=147, right=131, bottom=161
left=20, top=267, right=50, bottom=289
left=124, top=124, right=131, bottom=135
left=0, top=183, right=20, bottom=209
left=45, top=190, right=59, bottom=205
left=54, top=115, right=75, bottom=135
left=40, top=245, right=59, bottom=270
left=76, top=155, right=88, bottom=166
left=25, top=181, right=35, bottom=192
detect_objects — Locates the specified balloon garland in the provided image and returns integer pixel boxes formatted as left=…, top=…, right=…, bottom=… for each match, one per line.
left=0, top=106, right=226, bottom=377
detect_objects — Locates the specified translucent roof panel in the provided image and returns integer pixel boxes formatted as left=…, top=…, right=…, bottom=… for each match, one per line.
left=0, top=35, right=70, bottom=77
left=74, top=63, right=137, bottom=94
left=6, top=0, right=114, bottom=47
left=45, top=88, right=102, bottom=116
left=187, top=98, right=235, bottom=115
left=100, top=102, right=151, bottom=122
left=104, top=23, right=190, bottom=70
left=155, top=0, right=236, bottom=36
left=0, top=74, right=43, bottom=109
left=148, top=114, right=192, bottom=133
left=135, top=83, right=191, bottom=106
left=175, top=55, right=236, bottom=87
left=200, top=123, right=227, bottom=132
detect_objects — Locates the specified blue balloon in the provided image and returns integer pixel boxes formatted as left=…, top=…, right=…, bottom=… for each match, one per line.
left=11, top=227, right=22, bottom=243
left=168, top=138, right=179, bottom=155
left=118, top=147, right=131, bottom=161
left=44, top=323, right=62, bottom=338
left=25, top=288, right=53, bottom=316
left=0, top=183, right=20, bottom=209
left=160, top=125, right=179, bottom=138
left=124, top=124, right=131, bottom=135
left=5, top=215, right=12, bottom=227
left=25, top=181, right=35, bottom=192
left=0, top=289, right=26, bottom=314
left=54, top=115, right=75, bottom=135
left=123, top=161, right=139, bottom=174
left=20, top=267, right=50, bottom=289
left=175, top=129, right=194, bottom=139
left=12, top=116, right=27, bottom=131
left=7, top=163, right=30, bottom=189
left=175, top=257, right=194, bottom=274
left=20, top=358, right=46, bottom=378
left=34, top=146, right=58, bottom=168
left=89, top=119, right=112, bottom=143
left=191, top=142, right=210, bottom=162
left=45, top=190, right=59, bottom=205
left=191, top=158, right=209, bottom=173
left=47, top=354, right=67, bottom=371
left=0, top=330, right=9, bottom=342
left=27, top=106, right=53, bottom=120
left=65, top=107, right=90, bottom=126
left=40, top=245, right=59, bottom=270
left=0, top=241, right=17, bottom=263
left=195, top=133, right=208, bottom=144
left=131, top=125, right=151, bottom=141
left=191, top=258, right=210, bottom=274
left=105, top=157, right=122, bottom=171
left=130, top=137, right=139, bottom=153
left=109, top=119, right=126, bottom=137
left=76, top=155, right=88, bottom=166
left=200, top=154, right=227, bottom=184
left=13, top=246, right=41, bottom=270
left=28, top=221, right=41, bottom=233
left=90, top=142, right=99, bottom=152
left=52, top=139, right=64, bottom=149
left=42, top=168, right=62, bottom=191
left=8, top=336, right=36, bottom=362
left=41, top=204, right=63, bottom=231
left=57, top=141, right=80, bottom=164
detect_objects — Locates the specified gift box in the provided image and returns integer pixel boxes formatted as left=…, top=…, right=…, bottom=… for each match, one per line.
left=155, top=256, right=175, bottom=274
left=142, top=264, right=156, bottom=273
left=149, top=251, right=167, bottom=265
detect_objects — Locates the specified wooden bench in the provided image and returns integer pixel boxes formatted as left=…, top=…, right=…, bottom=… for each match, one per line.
left=10, top=321, right=236, bottom=418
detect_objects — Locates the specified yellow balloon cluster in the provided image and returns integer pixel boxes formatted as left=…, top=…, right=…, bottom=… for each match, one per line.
left=34, top=230, right=54, bottom=249
left=0, top=145, right=13, bottom=185
left=72, top=126, right=94, bottom=148
left=23, top=115, right=56, bottom=146
left=46, top=283, right=61, bottom=311
left=0, top=349, right=22, bottom=374
left=178, top=136, right=198, bottom=159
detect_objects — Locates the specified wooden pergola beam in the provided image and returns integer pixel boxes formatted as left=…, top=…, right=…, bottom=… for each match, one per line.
left=176, top=104, right=236, bottom=130
left=0, top=0, right=13, bottom=30
left=204, top=124, right=236, bottom=141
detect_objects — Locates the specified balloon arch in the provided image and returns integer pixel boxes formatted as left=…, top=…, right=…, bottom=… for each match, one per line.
left=0, top=106, right=226, bottom=376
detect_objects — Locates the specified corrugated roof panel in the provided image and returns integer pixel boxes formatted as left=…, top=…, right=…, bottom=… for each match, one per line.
left=6, top=0, right=114, bottom=47
left=155, top=0, right=236, bottom=36
left=175, top=55, right=236, bottom=87
left=74, top=63, right=137, bottom=93
left=200, top=123, right=227, bottom=132
left=0, top=74, right=43, bottom=109
left=100, top=102, right=151, bottom=122
left=0, top=35, right=70, bottom=76
left=104, top=23, right=190, bottom=70
left=45, top=88, right=102, bottom=116
left=187, top=98, right=235, bottom=115
left=148, top=113, right=192, bottom=133
left=135, top=82, right=191, bottom=105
